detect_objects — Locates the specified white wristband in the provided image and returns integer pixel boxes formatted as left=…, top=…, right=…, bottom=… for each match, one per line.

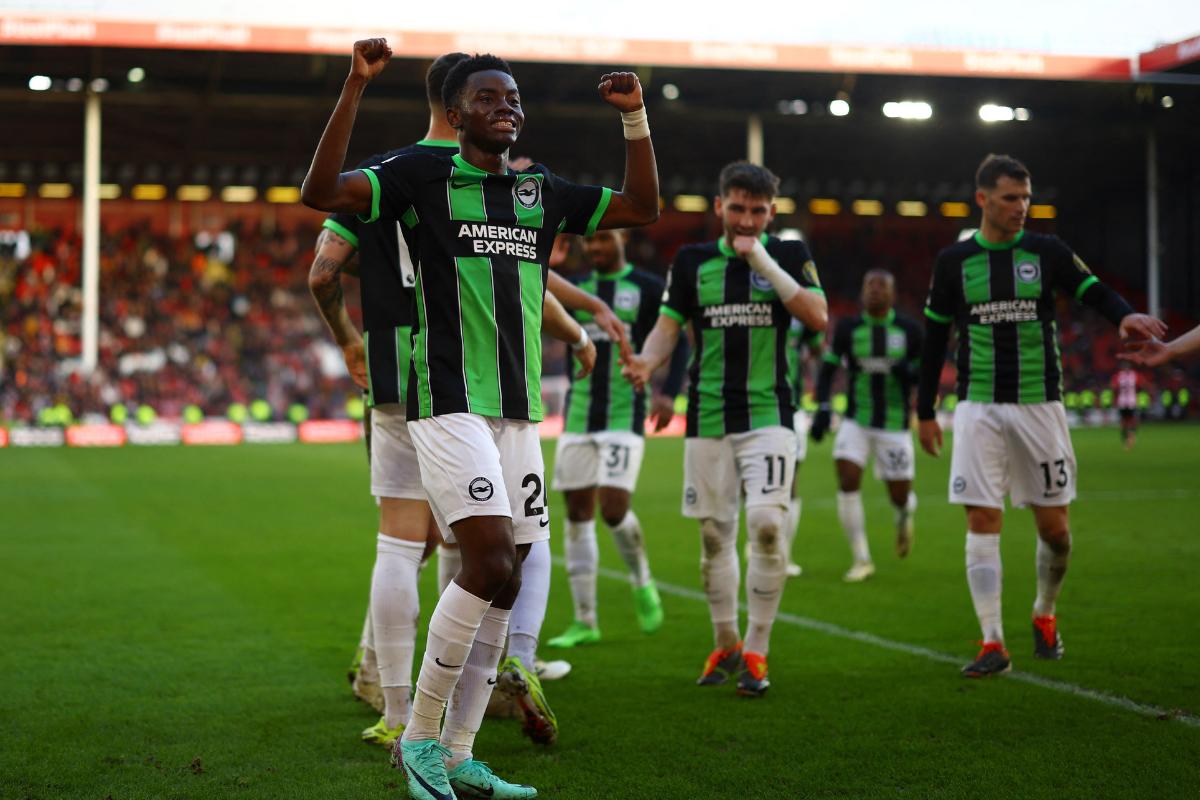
left=746, top=241, right=801, bottom=301
left=571, top=326, right=590, bottom=352
left=621, top=107, right=651, bottom=140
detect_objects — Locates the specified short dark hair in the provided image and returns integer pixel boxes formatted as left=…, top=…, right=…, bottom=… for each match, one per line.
left=975, top=154, right=1031, bottom=189
left=426, top=53, right=469, bottom=110
left=441, top=53, right=514, bottom=110
left=718, top=161, right=780, bottom=200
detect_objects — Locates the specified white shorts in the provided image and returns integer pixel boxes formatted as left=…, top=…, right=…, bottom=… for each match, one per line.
left=949, top=400, right=1077, bottom=510
left=408, top=413, right=551, bottom=546
left=682, top=426, right=794, bottom=521
left=832, top=420, right=916, bottom=482
left=369, top=404, right=426, bottom=500
left=552, top=431, right=645, bottom=493
left=793, top=410, right=809, bottom=463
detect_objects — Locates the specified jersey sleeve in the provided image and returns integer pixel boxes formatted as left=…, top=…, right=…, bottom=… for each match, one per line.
left=542, top=167, right=613, bottom=236
left=660, top=253, right=695, bottom=325
left=825, top=317, right=851, bottom=365
left=924, top=250, right=957, bottom=325
left=1044, top=237, right=1098, bottom=301
left=323, top=213, right=360, bottom=249
left=778, top=240, right=824, bottom=294
left=357, top=155, right=420, bottom=224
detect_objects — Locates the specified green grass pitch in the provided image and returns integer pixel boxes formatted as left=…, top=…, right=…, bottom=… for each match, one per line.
left=3, top=425, right=1199, bottom=799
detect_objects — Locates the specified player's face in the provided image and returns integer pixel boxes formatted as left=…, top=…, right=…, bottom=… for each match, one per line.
left=714, top=189, right=775, bottom=242
left=861, top=272, right=894, bottom=315
left=449, top=70, right=524, bottom=154
left=583, top=230, right=625, bottom=272
left=977, top=175, right=1031, bottom=238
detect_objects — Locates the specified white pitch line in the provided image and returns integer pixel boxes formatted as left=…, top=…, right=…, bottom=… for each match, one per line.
left=577, top=560, right=1200, bottom=728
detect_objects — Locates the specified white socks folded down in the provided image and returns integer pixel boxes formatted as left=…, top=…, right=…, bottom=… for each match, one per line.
left=371, top=534, right=424, bottom=728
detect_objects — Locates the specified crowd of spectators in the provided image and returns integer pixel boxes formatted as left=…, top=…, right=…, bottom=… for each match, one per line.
left=1, top=214, right=1196, bottom=426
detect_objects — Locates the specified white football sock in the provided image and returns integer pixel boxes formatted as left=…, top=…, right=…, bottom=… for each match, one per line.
left=508, top=539, right=550, bottom=672
left=894, top=490, right=917, bottom=523
left=744, top=506, right=787, bottom=655
left=565, top=519, right=599, bottom=626
left=965, top=532, right=1004, bottom=644
left=837, top=491, right=871, bottom=563
left=437, top=544, right=461, bottom=596
left=1033, top=534, right=1071, bottom=617
left=700, top=517, right=740, bottom=649
left=610, top=510, right=652, bottom=588
left=784, top=497, right=802, bottom=560
left=440, top=606, right=509, bottom=769
left=402, top=581, right=490, bottom=742
left=371, top=534, right=423, bottom=728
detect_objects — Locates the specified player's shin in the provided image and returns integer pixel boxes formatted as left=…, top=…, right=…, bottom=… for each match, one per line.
left=507, top=540, right=550, bottom=670
left=610, top=510, right=652, bottom=587
left=965, top=532, right=1005, bottom=644
left=403, top=582, right=492, bottom=742
left=440, top=606, right=510, bottom=769
left=837, top=491, right=872, bottom=564
left=1033, top=533, right=1071, bottom=617
left=371, top=534, right=423, bottom=728
left=744, top=506, right=787, bottom=655
left=700, top=517, right=740, bottom=648
left=564, top=519, right=599, bottom=626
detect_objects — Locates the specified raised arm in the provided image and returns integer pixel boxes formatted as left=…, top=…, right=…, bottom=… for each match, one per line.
left=735, top=237, right=827, bottom=331
left=547, top=269, right=632, bottom=360
left=543, top=290, right=596, bottom=379
left=300, top=39, right=391, bottom=214
left=308, top=227, right=367, bottom=388
left=594, top=73, right=659, bottom=229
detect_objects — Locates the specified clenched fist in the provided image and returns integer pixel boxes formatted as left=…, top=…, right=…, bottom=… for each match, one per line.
left=351, top=38, right=392, bottom=82
left=597, top=72, right=644, bottom=112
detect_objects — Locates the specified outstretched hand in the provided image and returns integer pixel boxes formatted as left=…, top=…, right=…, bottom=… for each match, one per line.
left=621, top=354, right=653, bottom=392
left=591, top=304, right=634, bottom=363
left=1118, top=338, right=1171, bottom=368
left=1119, top=313, right=1167, bottom=342
left=351, top=38, right=392, bottom=82
left=597, top=72, right=644, bottom=112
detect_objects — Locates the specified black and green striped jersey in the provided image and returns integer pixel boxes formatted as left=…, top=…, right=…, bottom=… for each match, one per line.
left=661, top=233, right=824, bottom=438
left=564, top=265, right=663, bottom=435
left=787, top=319, right=824, bottom=407
left=822, top=310, right=922, bottom=431
left=324, top=139, right=458, bottom=407
left=925, top=230, right=1097, bottom=405
left=361, top=152, right=612, bottom=422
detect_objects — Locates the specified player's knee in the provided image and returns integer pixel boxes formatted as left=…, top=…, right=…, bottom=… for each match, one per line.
left=599, top=504, right=628, bottom=529
left=747, top=507, right=784, bottom=556
left=471, top=544, right=516, bottom=597
left=1037, top=526, right=1071, bottom=552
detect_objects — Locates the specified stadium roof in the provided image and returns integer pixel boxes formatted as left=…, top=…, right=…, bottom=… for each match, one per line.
left=2, top=1, right=1199, bottom=81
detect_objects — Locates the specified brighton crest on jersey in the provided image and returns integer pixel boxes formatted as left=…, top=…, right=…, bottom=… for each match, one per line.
left=925, top=230, right=1097, bottom=405
left=359, top=151, right=612, bottom=422
left=661, top=233, right=824, bottom=437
